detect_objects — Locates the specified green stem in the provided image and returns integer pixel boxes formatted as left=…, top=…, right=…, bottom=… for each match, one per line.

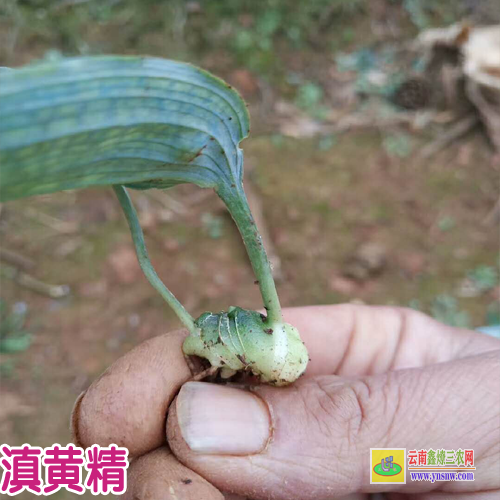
left=217, top=184, right=283, bottom=325
left=113, top=185, right=197, bottom=334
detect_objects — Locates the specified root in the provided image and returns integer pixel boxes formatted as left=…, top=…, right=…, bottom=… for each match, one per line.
left=190, top=365, right=219, bottom=382
left=183, top=353, right=200, bottom=377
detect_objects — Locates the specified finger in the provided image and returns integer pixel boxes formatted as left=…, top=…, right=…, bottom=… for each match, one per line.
left=73, top=329, right=192, bottom=457
left=124, top=444, right=365, bottom=500
left=122, top=447, right=224, bottom=500
left=282, top=305, right=500, bottom=377
left=167, top=351, right=500, bottom=500
left=72, top=306, right=499, bottom=457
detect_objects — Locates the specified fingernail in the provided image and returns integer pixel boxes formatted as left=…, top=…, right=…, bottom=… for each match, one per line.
left=176, top=382, right=271, bottom=455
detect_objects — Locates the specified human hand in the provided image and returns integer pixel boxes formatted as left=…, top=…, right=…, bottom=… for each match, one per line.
left=72, top=305, right=500, bottom=500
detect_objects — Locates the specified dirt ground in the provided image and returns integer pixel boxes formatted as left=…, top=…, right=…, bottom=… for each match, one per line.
left=0, top=2, right=499, bottom=499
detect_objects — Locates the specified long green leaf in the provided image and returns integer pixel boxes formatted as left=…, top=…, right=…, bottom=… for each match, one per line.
left=0, top=55, right=283, bottom=327
left=0, top=56, right=250, bottom=201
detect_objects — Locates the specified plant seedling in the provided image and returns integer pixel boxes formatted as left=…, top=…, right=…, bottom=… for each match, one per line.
left=0, top=56, right=308, bottom=385
left=0, top=300, right=32, bottom=354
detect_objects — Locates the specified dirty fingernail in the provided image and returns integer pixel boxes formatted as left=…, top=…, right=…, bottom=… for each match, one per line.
left=176, top=382, right=271, bottom=455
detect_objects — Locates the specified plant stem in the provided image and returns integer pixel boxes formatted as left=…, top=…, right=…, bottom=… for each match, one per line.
left=113, top=185, right=197, bottom=334
left=217, top=184, right=283, bottom=325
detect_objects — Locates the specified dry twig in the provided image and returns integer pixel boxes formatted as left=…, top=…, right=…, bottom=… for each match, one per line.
left=419, top=115, right=479, bottom=159
left=0, top=248, right=35, bottom=271
left=1, top=264, right=70, bottom=298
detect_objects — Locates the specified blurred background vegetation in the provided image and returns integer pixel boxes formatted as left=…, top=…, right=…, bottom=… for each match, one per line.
left=0, top=1, right=499, bottom=497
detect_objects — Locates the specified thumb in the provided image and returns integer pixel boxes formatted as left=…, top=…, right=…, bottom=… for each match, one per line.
left=167, top=352, right=500, bottom=500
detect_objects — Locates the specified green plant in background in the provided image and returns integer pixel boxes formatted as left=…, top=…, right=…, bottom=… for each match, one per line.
left=1, top=0, right=369, bottom=77
left=430, top=294, right=470, bottom=329
left=295, top=82, right=323, bottom=110
left=294, top=81, right=328, bottom=120
left=467, top=265, right=498, bottom=293
left=437, top=216, right=456, bottom=232
left=201, top=213, right=225, bottom=240
left=402, top=0, right=431, bottom=29
left=0, top=56, right=308, bottom=385
left=401, top=0, right=465, bottom=29
left=217, top=0, right=367, bottom=72
left=318, top=134, right=337, bottom=151
left=2, top=0, right=469, bottom=78
left=335, top=47, right=406, bottom=98
left=486, top=302, right=500, bottom=326
left=0, top=300, right=32, bottom=354
left=383, top=133, right=413, bottom=158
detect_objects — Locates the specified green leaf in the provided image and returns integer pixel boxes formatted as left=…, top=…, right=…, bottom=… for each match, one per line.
left=0, top=55, right=290, bottom=359
left=0, top=332, right=32, bottom=354
left=0, top=56, right=250, bottom=201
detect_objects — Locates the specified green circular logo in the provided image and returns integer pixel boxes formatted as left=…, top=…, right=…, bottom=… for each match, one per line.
left=373, top=463, right=403, bottom=477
